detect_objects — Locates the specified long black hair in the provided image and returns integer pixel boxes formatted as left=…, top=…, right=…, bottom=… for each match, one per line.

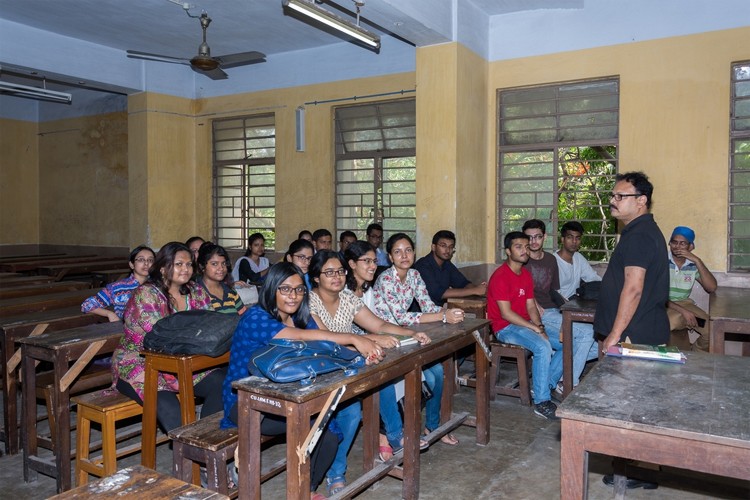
left=129, top=245, right=155, bottom=264
left=284, top=239, right=315, bottom=266
left=308, top=250, right=348, bottom=290
left=258, top=262, right=311, bottom=328
left=148, top=241, right=193, bottom=311
left=196, top=242, right=233, bottom=284
left=344, top=240, right=376, bottom=292
left=244, top=233, right=265, bottom=257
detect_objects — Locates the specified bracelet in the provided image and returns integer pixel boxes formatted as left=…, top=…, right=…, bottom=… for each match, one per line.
left=442, top=312, right=447, bottom=324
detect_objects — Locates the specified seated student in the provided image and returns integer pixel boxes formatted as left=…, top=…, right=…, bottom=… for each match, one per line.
left=308, top=250, right=429, bottom=495
left=232, top=233, right=269, bottom=284
left=298, top=229, right=313, bottom=242
left=195, top=242, right=246, bottom=315
left=312, top=228, right=333, bottom=252
left=413, top=230, right=487, bottom=306
left=373, top=233, right=465, bottom=447
left=366, top=223, right=390, bottom=267
left=284, top=238, right=315, bottom=288
left=185, top=236, right=205, bottom=262
left=338, top=230, right=357, bottom=258
left=221, top=263, right=383, bottom=499
left=81, top=245, right=155, bottom=322
left=112, top=242, right=225, bottom=433
left=487, top=232, right=562, bottom=420
left=666, top=226, right=717, bottom=351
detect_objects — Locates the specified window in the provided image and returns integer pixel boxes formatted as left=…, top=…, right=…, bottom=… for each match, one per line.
left=212, top=114, right=276, bottom=250
left=334, top=99, right=416, bottom=241
left=730, top=61, right=750, bottom=272
left=497, top=78, right=619, bottom=261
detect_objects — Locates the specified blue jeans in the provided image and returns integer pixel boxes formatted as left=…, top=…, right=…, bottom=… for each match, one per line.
left=326, top=399, right=361, bottom=481
left=542, top=308, right=596, bottom=386
left=379, top=382, right=403, bottom=449
left=422, top=362, right=443, bottom=432
left=495, top=323, right=562, bottom=404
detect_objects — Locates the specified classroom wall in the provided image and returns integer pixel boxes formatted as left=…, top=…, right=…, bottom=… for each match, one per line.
left=0, top=117, right=39, bottom=244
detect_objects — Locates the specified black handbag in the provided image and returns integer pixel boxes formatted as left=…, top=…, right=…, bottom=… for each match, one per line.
left=143, top=309, right=240, bottom=357
left=248, top=338, right=365, bottom=385
left=576, top=280, right=601, bottom=301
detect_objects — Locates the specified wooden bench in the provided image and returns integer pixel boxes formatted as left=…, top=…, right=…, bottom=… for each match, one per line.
left=38, top=260, right=128, bottom=282
left=0, top=275, right=56, bottom=286
left=458, top=339, right=532, bottom=405
left=0, top=287, right=101, bottom=316
left=169, top=412, right=285, bottom=497
left=0, top=280, right=91, bottom=301
left=0, top=255, right=107, bottom=273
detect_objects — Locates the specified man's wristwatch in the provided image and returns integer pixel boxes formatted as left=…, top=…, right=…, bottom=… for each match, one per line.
left=442, top=312, right=447, bottom=324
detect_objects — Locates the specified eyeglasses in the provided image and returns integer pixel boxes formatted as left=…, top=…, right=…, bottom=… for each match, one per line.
left=527, top=234, right=544, bottom=241
left=277, top=285, right=307, bottom=296
left=292, top=254, right=312, bottom=263
left=134, top=258, right=154, bottom=264
left=610, top=193, right=642, bottom=201
left=669, top=240, right=690, bottom=247
left=357, top=258, right=377, bottom=265
left=321, top=268, right=347, bottom=277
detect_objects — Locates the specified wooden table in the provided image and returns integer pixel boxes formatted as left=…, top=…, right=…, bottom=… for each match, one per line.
left=709, top=286, right=750, bottom=355
left=558, top=352, right=750, bottom=499
left=0, top=255, right=107, bottom=273
left=0, top=275, right=56, bottom=286
left=0, top=307, right=107, bottom=455
left=140, top=351, right=231, bottom=469
left=20, top=321, right=124, bottom=493
left=446, top=295, right=487, bottom=319
left=0, top=287, right=101, bottom=316
left=0, top=280, right=91, bottom=300
left=233, top=319, right=492, bottom=500
left=0, top=253, right=66, bottom=263
left=48, top=464, right=229, bottom=499
left=38, top=260, right=128, bottom=281
left=559, top=297, right=598, bottom=399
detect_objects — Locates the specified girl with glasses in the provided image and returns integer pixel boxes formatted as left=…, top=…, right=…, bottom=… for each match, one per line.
left=222, top=262, right=383, bottom=499
left=308, top=250, right=429, bottom=495
left=195, top=242, right=246, bottom=315
left=284, top=238, right=315, bottom=288
left=81, top=245, right=155, bottom=322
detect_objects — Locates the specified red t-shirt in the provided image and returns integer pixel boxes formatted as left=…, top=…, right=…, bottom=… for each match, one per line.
left=487, top=262, right=535, bottom=332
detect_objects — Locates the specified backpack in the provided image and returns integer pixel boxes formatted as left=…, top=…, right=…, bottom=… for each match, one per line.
left=143, top=309, right=240, bottom=357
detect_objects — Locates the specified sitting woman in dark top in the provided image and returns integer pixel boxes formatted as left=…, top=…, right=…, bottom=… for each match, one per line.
left=195, top=242, right=246, bottom=315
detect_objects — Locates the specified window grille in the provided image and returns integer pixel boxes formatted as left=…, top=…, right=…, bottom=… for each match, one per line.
left=730, top=61, right=750, bottom=271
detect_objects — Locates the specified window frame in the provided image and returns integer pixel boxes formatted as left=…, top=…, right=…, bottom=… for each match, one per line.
left=729, top=60, right=750, bottom=272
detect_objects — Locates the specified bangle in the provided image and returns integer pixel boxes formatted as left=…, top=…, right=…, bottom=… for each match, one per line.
left=442, top=312, right=447, bottom=324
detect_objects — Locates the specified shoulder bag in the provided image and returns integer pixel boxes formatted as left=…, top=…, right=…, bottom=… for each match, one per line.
left=144, top=309, right=240, bottom=357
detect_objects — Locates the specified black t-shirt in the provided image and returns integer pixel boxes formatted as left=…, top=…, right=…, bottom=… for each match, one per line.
left=594, top=214, right=669, bottom=345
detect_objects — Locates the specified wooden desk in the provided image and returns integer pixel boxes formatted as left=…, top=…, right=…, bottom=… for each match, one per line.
left=38, top=260, right=127, bottom=281
left=0, top=255, right=108, bottom=273
left=709, top=286, right=750, bottom=355
left=0, top=280, right=91, bottom=300
left=20, top=321, right=124, bottom=493
left=0, top=275, right=56, bottom=286
left=558, top=352, right=750, bottom=499
left=0, top=287, right=101, bottom=316
left=48, top=464, right=229, bottom=499
left=140, top=351, right=231, bottom=469
left=0, top=307, right=107, bottom=455
left=0, top=253, right=66, bottom=263
left=446, top=295, right=487, bottom=319
left=559, top=298, right=598, bottom=399
left=233, top=319, right=492, bottom=500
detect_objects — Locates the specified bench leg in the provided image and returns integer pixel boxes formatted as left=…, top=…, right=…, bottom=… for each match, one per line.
left=517, top=353, right=532, bottom=406
left=75, top=408, right=91, bottom=486
left=101, top=411, right=117, bottom=477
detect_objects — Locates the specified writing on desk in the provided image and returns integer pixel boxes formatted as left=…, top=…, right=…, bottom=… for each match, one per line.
left=250, top=394, right=281, bottom=408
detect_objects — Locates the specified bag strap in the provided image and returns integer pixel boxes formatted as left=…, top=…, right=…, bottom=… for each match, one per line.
left=297, top=385, right=346, bottom=464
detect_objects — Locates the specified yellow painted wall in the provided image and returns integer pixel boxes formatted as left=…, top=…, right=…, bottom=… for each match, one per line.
left=486, top=27, right=750, bottom=272
left=0, top=117, right=39, bottom=244
left=37, top=111, right=128, bottom=246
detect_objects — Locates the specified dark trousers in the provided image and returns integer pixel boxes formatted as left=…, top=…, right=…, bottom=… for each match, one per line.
left=116, top=368, right=226, bottom=433
left=229, top=403, right=337, bottom=491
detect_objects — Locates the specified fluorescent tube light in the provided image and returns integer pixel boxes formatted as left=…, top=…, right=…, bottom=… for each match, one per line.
left=283, top=0, right=380, bottom=49
left=0, top=81, right=72, bottom=104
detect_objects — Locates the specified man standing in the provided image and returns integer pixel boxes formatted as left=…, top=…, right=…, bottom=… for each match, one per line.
left=413, top=230, right=487, bottom=306
left=312, top=228, right=333, bottom=252
left=666, top=226, right=717, bottom=351
left=595, top=171, right=669, bottom=351
left=366, top=223, right=390, bottom=266
left=487, top=231, right=562, bottom=420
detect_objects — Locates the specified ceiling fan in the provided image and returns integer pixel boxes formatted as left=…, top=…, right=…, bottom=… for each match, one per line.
left=127, top=12, right=266, bottom=80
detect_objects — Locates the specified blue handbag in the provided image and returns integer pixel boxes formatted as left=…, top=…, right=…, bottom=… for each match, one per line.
left=248, top=338, right=365, bottom=385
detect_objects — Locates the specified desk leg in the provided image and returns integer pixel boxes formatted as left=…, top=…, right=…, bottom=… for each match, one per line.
left=237, top=395, right=261, bottom=500
left=562, top=312, right=574, bottom=399
left=141, top=357, right=158, bottom=469
left=361, top=390, right=379, bottom=471
left=475, top=327, right=490, bottom=445
left=560, top=419, right=588, bottom=500
left=710, top=319, right=725, bottom=354
left=53, top=359, right=72, bottom=493
left=287, top=406, right=311, bottom=500
left=402, top=367, right=421, bottom=500
left=21, top=349, right=38, bottom=482
left=440, top=356, right=453, bottom=424
left=1, top=335, right=19, bottom=455
left=176, top=359, right=200, bottom=485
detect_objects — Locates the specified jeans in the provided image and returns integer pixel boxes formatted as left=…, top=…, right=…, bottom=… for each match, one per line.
left=422, top=362, right=443, bottom=432
left=495, top=323, right=562, bottom=404
left=541, top=308, right=597, bottom=386
left=326, top=399, right=361, bottom=482
left=379, top=381, right=403, bottom=449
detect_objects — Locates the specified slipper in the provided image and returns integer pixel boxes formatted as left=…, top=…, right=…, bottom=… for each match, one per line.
left=378, top=444, right=394, bottom=462
left=326, top=476, right=346, bottom=496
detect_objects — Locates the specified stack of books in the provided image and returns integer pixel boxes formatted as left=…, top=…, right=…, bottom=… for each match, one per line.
left=606, top=343, right=686, bottom=364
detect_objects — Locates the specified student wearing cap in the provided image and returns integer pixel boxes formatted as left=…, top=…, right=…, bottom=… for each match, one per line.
left=666, top=226, right=717, bottom=351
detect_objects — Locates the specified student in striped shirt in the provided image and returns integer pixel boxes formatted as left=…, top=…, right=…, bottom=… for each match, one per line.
left=195, top=242, right=246, bottom=315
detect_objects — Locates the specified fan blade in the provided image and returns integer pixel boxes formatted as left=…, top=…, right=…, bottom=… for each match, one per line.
left=196, top=67, right=228, bottom=80
left=214, top=51, right=267, bottom=68
left=127, top=50, right=190, bottom=65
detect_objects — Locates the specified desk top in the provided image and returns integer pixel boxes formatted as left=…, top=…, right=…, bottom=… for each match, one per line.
left=0, top=305, right=91, bottom=329
left=709, top=286, right=750, bottom=322
left=557, top=352, right=750, bottom=446
left=233, top=318, right=490, bottom=404
left=560, top=297, right=598, bottom=314
left=0, top=288, right=101, bottom=317
left=17, top=320, right=122, bottom=350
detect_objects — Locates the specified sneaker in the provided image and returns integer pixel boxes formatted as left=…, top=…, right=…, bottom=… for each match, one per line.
left=551, top=382, right=564, bottom=403
left=534, top=400, right=559, bottom=420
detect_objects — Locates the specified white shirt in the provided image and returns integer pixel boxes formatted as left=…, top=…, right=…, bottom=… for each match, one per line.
left=554, top=251, right=601, bottom=299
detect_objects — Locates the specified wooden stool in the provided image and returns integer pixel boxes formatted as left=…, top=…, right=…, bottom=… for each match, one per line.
left=72, top=390, right=144, bottom=485
left=169, top=412, right=285, bottom=496
left=488, top=341, right=532, bottom=406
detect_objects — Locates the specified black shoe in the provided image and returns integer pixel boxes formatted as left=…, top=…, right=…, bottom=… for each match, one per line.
left=533, top=400, right=559, bottom=420
left=602, top=474, right=658, bottom=490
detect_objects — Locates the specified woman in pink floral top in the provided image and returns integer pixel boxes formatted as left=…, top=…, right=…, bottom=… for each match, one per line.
left=112, top=241, right=225, bottom=432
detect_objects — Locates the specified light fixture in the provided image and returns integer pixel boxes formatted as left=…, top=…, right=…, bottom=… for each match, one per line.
left=0, top=81, right=72, bottom=104
left=283, top=0, right=381, bottom=49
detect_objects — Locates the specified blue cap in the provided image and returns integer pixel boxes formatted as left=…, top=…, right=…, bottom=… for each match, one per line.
left=671, top=226, right=695, bottom=245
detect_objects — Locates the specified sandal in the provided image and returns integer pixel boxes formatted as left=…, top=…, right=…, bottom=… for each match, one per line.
left=326, top=476, right=346, bottom=496
left=378, top=444, right=394, bottom=462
